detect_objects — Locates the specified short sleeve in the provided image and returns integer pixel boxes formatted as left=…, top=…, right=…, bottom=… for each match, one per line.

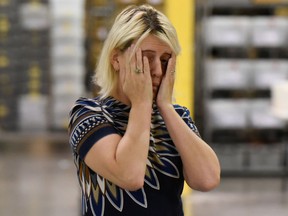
left=68, top=97, right=118, bottom=160
left=174, top=105, right=201, bottom=137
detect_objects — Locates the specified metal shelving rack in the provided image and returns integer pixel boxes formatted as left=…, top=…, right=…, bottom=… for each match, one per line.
left=0, top=0, right=85, bottom=146
left=0, top=0, right=166, bottom=145
left=194, top=0, right=288, bottom=176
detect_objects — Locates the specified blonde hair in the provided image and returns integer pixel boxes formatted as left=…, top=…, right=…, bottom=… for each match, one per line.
left=94, top=4, right=181, bottom=98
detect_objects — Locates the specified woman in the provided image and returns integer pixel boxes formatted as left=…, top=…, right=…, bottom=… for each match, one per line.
left=69, top=4, right=220, bottom=216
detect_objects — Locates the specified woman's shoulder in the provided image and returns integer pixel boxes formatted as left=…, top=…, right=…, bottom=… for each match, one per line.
left=68, top=96, right=115, bottom=131
left=69, top=96, right=120, bottom=123
left=74, top=96, right=101, bottom=107
left=69, top=96, right=104, bottom=120
left=70, top=96, right=105, bottom=112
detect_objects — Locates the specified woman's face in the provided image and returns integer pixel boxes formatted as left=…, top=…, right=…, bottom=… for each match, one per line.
left=112, top=34, right=174, bottom=102
left=139, top=35, right=173, bottom=98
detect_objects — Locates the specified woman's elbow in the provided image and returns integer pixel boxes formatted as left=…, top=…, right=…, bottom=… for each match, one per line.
left=117, top=168, right=146, bottom=191
left=197, top=175, right=220, bottom=192
left=186, top=173, right=221, bottom=192
left=120, top=175, right=145, bottom=191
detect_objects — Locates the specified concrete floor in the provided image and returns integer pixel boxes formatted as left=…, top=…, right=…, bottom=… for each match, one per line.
left=190, top=177, right=288, bottom=216
left=0, top=141, right=79, bottom=216
left=1, top=142, right=288, bottom=216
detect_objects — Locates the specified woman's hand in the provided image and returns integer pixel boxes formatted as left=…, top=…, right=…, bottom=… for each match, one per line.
left=156, top=53, right=176, bottom=108
left=120, top=45, right=153, bottom=106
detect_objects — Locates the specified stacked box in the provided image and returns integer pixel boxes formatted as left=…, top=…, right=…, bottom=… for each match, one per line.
left=204, top=16, right=251, bottom=47
left=0, top=0, right=21, bottom=130
left=0, top=49, right=20, bottom=96
left=18, top=60, right=50, bottom=95
left=207, top=99, right=250, bottom=129
left=84, top=0, right=114, bottom=94
left=17, top=1, right=50, bottom=131
left=205, top=59, right=252, bottom=90
left=251, top=17, right=288, bottom=47
left=19, top=94, right=48, bottom=131
left=50, top=0, right=85, bottom=130
left=252, top=60, right=288, bottom=90
left=250, top=99, right=285, bottom=129
left=0, top=0, right=51, bottom=131
left=0, top=54, right=18, bottom=131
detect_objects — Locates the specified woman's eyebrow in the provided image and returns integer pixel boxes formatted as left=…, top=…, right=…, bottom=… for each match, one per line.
left=142, top=50, right=155, bottom=55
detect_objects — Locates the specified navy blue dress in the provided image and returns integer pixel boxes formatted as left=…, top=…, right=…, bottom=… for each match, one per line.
left=68, top=96, right=200, bottom=216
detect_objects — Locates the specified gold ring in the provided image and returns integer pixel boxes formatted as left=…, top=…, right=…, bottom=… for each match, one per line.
left=171, top=70, right=175, bottom=74
left=135, top=68, right=142, bottom=74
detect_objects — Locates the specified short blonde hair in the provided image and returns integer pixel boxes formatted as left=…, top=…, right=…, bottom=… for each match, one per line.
left=94, top=4, right=181, bottom=98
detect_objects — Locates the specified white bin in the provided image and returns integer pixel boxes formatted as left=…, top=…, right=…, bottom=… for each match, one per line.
left=251, top=16, right=288, bottom=47
left=207, top=99, right=249, bottom=129
left=250, top=99, right=285, bottom=129
left=205, top=59, right=252, bottom=89
left=204, top=16, right=251, bottom=47
left=252, top=60, right=288, bottom=90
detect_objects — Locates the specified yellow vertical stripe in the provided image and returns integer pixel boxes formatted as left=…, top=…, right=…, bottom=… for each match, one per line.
left=165, top=0, right=195, bottom=114
left=165, top=1, right=195, bottom=216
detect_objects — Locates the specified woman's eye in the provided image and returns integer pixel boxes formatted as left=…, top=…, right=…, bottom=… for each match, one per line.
left=161, top=60, right=169, bottom=72
left=161, top=60, right=169, bottom=66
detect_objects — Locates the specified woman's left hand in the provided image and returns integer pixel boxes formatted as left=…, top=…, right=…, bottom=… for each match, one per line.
left=156, top=53, right=176, bottom=108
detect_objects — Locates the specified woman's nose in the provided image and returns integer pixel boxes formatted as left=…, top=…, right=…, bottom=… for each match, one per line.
left=150, top=59, right=163, bottom=77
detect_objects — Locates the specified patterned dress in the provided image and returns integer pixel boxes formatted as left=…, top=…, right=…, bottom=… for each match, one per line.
left=68, top=96, right=200, bottom=216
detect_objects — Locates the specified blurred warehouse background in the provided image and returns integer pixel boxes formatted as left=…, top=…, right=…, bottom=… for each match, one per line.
left=1, top=0, right=288, bottom=215
left=0, top=0, right=167, bottom=134
left=195, top=0, right=288, bottom=176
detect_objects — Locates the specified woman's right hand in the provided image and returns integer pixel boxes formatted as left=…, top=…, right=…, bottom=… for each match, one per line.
left=84, top=45, right=153, bottom=190
left=120, top=45, right=153, bottom=106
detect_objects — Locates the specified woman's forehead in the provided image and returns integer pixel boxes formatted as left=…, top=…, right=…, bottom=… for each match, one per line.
left=138, top=35, right=172, bottom=54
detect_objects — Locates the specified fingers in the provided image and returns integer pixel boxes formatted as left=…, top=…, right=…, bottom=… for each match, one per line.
left=143, top=56, right=150, bottom=76
left=126, top=45, right=134, bottom=75
left=156, top=54, right=176, bottom=106
left=166, top=53, right=176, bottom=78
left=136, top=47, right=143, bottom=74
left=129, top=45, right=137, bottom=74
left=125, top=44, right=144, bottom=75
left=123, top=45, right=132, bottom=82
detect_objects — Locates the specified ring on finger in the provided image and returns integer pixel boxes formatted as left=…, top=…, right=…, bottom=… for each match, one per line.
left=135, top=67, right=142, bottom=74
